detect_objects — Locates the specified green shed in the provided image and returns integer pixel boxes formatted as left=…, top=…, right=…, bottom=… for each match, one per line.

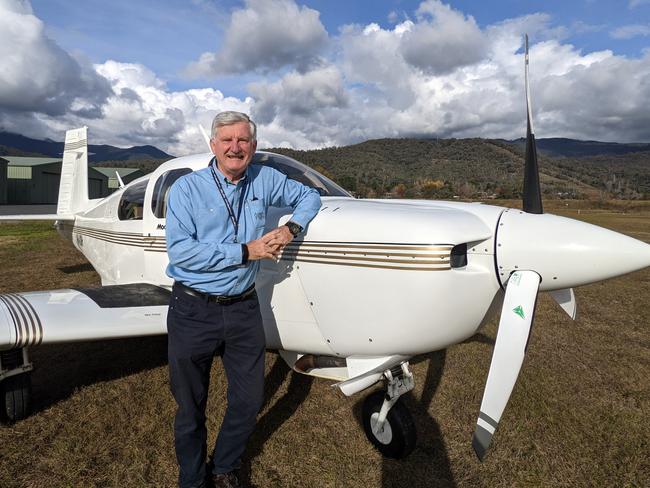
left=4, top=157, right=110, bottom=203
left=0, top=157, right=7, bottom=204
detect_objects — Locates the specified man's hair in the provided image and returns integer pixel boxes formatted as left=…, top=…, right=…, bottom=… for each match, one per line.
left=211, top=111, right=257, bottom=141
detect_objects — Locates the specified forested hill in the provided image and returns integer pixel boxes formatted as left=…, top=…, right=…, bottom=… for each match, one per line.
left=2, top=130, right=649, bottom=199
left=266, top=138, right=650, bottom=199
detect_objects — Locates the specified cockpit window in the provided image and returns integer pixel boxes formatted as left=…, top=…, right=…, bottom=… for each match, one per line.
left=251, top=153, right=351, bottom=197
left=151, top=168, right=193, bottom=218
left=118, top=179, right=148, bottom=220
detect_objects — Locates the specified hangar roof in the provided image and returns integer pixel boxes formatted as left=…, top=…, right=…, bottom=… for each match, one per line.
left=2, top=156, right=62, bottom=166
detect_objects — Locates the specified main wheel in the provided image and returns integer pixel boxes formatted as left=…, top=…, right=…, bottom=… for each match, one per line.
left=1, top=373, right=32, bottom=422
left=362, top=390, right=416, bottom=459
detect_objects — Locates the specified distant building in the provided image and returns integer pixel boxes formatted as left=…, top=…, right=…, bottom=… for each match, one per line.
left=1, top=156, right=110, bottom=204
left=5, top=157, right=62, bottom=204
left=0, top=157, right=7, bottom=204
left=93, top=167, right=144, bottom=190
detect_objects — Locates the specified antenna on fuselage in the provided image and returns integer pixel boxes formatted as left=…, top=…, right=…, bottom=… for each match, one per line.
left=522, top=34, right=543, bottom=214
left=115, top=171, right=125, bottom=189
left=199, top=124, right=211, bottom=150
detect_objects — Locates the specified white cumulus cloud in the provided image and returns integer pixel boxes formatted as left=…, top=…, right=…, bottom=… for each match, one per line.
left=400, top=0, right=487, bottom=74
left=610, top=24, right=650, bottom=39
left=3, top=0, right=650, bottom=156
left=0, top=0, right=111, bottom=120
left=186, top=0, right=328, bottom=77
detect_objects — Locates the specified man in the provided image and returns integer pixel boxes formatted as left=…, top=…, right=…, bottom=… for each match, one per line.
left=165, top=111, right=321, bottom=488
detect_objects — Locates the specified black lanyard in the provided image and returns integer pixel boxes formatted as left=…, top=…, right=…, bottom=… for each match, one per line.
left=209, top=157, right=248, bottom=243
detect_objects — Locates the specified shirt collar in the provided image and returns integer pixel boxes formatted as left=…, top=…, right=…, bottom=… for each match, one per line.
left=211, top=157, right=249, bottom=186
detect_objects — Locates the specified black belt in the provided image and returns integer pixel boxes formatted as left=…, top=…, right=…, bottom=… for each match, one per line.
left=174, top=282, right=256, bottom=305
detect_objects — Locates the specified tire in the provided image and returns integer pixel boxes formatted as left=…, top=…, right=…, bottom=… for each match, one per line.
left=1, top=373, right=32, bottom=423
left=362, top=390, right=416, bottom=459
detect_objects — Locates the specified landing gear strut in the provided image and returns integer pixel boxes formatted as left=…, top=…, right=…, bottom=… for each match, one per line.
left=0, top=348, right=33, bottom=422
left=362, top=362, right=416, bottom=459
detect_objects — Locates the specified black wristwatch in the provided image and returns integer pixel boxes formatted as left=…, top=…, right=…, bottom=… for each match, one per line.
left=285, top=221, right=303, bottom=238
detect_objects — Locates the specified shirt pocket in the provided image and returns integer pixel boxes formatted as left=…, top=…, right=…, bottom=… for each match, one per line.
left=247, top=199, right=266, bottom=230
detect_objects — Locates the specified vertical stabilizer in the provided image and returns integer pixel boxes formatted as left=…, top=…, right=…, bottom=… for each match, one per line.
left=57, top=127, right=90, bottom=216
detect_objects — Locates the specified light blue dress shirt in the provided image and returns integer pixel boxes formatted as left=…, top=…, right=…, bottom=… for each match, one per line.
left=165, top=160, right=321, bottom=295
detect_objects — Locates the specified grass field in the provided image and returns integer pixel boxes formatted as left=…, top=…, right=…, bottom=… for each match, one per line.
left=0, top=203, right=649, bottom=488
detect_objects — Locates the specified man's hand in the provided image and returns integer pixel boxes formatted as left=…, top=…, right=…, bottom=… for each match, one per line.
left=269, top=225, right=294, bottom=247
left=245, top=226, right=295, bottom=261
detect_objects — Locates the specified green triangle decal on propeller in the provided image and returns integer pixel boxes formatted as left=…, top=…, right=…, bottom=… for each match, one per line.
left=513, top=305, right=525, bottom=319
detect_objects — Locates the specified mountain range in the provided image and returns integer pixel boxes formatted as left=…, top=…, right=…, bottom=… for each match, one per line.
left=0, top=131, right=172, bottom=162
left=1, top=131, right=649, bottom=200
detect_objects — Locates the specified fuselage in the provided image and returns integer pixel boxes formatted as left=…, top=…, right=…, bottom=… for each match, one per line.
left=50, top=152, right=650, bottom=358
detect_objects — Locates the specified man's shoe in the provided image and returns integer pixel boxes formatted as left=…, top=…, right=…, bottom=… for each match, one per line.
left=212, top=470, right=241, bottom=488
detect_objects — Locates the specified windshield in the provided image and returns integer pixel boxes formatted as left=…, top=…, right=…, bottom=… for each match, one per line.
left=252, top=152, right=351, bottom=197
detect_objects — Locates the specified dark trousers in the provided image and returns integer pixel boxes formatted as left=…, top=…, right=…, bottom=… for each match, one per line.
left=168, top=283, right=265, bottom=488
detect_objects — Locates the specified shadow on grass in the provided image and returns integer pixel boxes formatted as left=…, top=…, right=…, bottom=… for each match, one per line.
left=59, top=262, right=96, bottom=274
left=388, top=350, right=455, bottom=488
left=29, top=335, right=168, bottom=415
left=352, top=351, right=455, bottom=488
left=462, top=332, right=494, bottom=346
left=242, top=357, right=313, bottom=487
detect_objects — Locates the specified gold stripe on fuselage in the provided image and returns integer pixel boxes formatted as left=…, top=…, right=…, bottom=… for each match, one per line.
left=68, top=224, right=455, bottom=268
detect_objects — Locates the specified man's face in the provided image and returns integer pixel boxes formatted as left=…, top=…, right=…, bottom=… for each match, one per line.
left=210, top=121, right=257, bottom=181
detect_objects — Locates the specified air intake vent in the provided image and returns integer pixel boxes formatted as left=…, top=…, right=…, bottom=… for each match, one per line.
left=450, top=243, right=468, bottom=268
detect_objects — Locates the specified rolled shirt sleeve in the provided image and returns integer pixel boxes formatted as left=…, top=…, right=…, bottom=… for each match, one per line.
left=266, top=169, right=321, bottom=229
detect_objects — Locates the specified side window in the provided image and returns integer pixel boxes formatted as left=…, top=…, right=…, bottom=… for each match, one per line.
left=151, top=168, right=192, bottom=218
left=251, top=153, right=351, bottom=197
left=118, top=179, right=148, bottom=220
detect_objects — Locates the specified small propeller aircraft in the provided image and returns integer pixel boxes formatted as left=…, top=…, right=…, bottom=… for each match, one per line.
left=1, top=37, right=649, bottom=461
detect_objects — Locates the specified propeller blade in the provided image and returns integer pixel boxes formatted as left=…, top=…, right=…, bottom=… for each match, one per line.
left=523, top=34, right=543, bottom=214
left=472, top=270, right=541, bottom=460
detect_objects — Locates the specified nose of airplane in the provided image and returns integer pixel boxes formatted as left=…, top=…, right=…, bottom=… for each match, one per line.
left=495, top=209, right=650, bottom=291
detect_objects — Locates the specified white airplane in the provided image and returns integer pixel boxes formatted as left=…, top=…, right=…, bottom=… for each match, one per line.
left=1, top=38, right=649, bottom=461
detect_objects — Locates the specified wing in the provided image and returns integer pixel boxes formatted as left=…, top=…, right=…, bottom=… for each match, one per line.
left=0, top=283, right=169, bottom=350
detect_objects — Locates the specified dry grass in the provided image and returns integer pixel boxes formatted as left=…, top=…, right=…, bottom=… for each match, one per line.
left=0, top=205, right=649, bottom=488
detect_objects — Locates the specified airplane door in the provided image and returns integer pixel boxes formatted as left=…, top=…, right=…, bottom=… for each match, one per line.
left=143, top=168, right=192, bottom=286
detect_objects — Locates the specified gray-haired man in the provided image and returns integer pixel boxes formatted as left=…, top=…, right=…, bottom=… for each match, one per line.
left=165, top=111, right=321, bottom=487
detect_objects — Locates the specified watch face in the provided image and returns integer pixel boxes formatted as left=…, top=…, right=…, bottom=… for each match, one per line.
left=287, top=222, right=302, bottom=236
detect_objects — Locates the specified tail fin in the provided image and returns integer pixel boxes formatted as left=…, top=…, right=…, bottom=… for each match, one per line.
left=57, top=127, right=91, bottom=217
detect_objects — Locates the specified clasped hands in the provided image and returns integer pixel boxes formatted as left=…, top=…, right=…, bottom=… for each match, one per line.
left=246, top=225, right=294, bottom=261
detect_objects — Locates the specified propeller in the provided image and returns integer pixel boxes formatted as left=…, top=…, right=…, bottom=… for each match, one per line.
left=472, top=270, right=541, bottom=460
left=522, top=34, right=543, bottom=214
left=473, top=35, right=553, bottom=460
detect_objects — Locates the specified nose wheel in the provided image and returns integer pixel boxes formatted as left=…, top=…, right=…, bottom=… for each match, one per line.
left=362, top=362, right=416, bottom=459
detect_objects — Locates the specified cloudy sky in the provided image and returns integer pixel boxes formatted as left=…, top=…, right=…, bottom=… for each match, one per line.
left=1, top=0, right=649, bottom=155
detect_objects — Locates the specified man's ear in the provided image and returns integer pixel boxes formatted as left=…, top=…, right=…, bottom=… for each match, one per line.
left=209, top=138, right=218, bottom=155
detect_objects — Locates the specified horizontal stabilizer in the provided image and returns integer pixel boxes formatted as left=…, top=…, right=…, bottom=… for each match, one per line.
left=0, top=214, right=73, bottom=221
